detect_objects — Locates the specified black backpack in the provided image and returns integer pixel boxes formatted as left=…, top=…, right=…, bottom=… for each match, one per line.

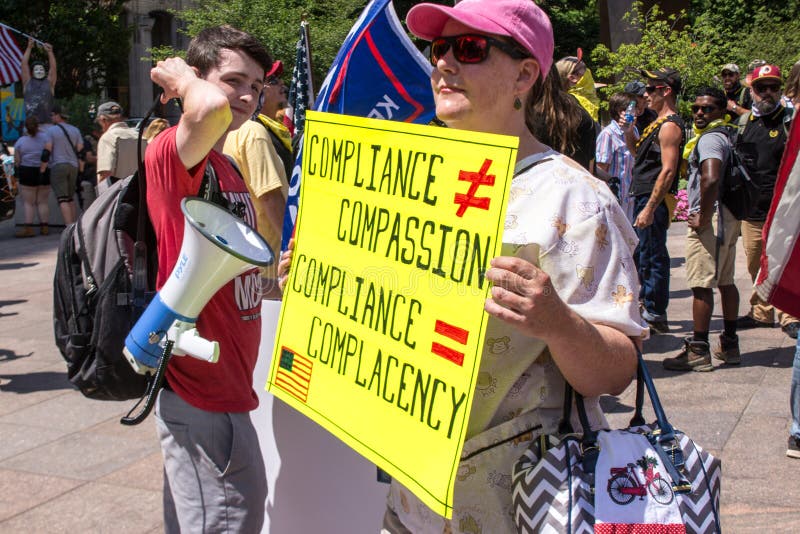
left=717, top=126, right=758, bottom=221
left=53, top=110, right=228, bottom=403
left=687, top=124, right=756, bottom=221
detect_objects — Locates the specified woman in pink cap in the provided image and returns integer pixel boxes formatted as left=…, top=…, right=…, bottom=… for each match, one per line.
left=381, top=1, right=646, bottom=532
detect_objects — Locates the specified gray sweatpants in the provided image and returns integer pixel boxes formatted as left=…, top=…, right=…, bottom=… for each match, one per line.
left=155, top=389, right=267, bottom=533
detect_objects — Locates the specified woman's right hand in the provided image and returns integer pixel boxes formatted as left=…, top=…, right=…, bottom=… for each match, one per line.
left=277, top=238, right=295, bottom=292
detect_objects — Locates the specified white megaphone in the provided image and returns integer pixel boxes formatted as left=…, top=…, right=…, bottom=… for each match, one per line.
left=123, top=197, right=273, bottom=375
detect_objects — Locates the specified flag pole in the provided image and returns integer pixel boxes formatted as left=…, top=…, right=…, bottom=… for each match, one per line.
left=301, top=19, right=315, bottom=102
left=0, top=22, right=46, bottom=46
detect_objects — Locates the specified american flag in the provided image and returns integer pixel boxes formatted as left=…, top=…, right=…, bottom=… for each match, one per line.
left=285, top=20, right=315, bottom=137
left=274, top=347, right=313, bottom=403
left=0, top=25, right=23, bottom=86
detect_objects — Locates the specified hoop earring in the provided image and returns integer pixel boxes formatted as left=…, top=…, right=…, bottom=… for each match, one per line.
left=513, top=96, right=522, bottom=110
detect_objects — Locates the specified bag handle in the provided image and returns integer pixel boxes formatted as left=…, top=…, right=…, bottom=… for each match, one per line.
left=567, top=350, right=691, bottom=492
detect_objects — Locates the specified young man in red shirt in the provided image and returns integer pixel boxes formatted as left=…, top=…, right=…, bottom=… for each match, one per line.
left=146, top=26, right=272, bottom=532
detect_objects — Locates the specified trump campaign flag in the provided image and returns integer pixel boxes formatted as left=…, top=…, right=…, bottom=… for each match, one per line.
left=0, top=24, right=23, bottom=86
left=281, top=0, right=436, bottom=248
left=756, top=112, right=800, bottom=317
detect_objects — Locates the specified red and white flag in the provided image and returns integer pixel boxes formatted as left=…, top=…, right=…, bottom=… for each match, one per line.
left=0, top=25, right=23, bottom=86
left=756, top=114, right=800, bottom=317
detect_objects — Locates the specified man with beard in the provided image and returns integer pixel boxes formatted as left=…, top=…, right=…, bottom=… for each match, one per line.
left=21, top=39, right=56, bottom=126
left=735, top=64, right=799, bottom=338
left=720, top=63, right=751, bottom=120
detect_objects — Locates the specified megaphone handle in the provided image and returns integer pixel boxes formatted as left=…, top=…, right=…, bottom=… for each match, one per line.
left=120, top=340, right=175, bottom=426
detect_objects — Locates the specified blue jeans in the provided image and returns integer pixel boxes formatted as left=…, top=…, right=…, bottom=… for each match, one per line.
left=633, top=195, right=670, bottom=322
left=791, top=336, right=800, bottom=439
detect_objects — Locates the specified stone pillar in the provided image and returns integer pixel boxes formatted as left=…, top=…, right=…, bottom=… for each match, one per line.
left=599, top=0, right=690, bottom=52
left=128, top=12, right=155, bottom=118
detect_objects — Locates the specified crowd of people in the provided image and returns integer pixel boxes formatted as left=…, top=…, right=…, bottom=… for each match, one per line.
left=3, top=0, right=800, bottom=531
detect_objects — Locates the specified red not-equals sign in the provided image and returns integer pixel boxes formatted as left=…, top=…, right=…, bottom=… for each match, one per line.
left=431, top=319, right=469, bottom=366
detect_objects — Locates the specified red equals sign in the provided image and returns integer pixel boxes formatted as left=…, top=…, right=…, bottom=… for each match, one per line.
left=431, top=319, right=469, bottom=366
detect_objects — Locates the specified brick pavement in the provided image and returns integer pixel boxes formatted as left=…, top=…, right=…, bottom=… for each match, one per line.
left=0, top=214, right=797, bottom=532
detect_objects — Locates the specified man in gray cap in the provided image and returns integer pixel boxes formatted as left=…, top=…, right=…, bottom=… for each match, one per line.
left=720, top=63, right=751, bottom=119
left=624, top=80, right=657, bottom=132
left=95, top=100, right=141, bottom=194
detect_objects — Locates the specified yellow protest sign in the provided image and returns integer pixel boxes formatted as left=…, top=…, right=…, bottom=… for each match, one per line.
left=267, top=111, right=518, bottom=518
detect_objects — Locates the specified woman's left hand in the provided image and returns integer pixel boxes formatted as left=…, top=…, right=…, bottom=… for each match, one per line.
left=484, top=256, right=568, bottom=340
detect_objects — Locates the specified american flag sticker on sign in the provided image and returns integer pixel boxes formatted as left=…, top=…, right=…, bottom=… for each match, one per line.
left=275, top=348, right=313, bottom=403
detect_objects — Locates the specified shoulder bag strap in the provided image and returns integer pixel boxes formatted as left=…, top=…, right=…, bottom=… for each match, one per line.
left=55, top=123, right=80, bottom=159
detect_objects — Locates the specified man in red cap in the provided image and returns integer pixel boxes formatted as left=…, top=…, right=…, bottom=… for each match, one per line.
left=734, top=64, right=799, bottom=339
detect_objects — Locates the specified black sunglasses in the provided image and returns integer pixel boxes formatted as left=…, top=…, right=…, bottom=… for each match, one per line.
left=644, top=85, right=667, bottom=94
left=691, top=104, right=718, bottom=114
left=430, top=34, right=529, bottom=66
left=753, top=82, right=781, bottom=93
left=265, top=76, right=281, bottom=86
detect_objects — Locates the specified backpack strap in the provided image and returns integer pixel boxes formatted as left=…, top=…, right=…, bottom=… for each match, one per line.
left=198, top=155, right=252, bottom=222
left=736, top=111, right=751, bottom=141
left=736, top=85, right=748, bottom=107
left=132, top=95, right=164, bottom=311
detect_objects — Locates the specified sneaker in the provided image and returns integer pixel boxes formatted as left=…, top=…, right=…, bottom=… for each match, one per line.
left=736, top=315, right=774, bottom=329
left=647, top=319, right=670, bottom=335
left=14, top=225, right=34, bottom=238
left=713, top=333, right=741, bottom=365
left=781, top=322, right=800, bottom=339
left=787, top=436, right=800, bottom=459
left=663, top=338, right=713, bottom=372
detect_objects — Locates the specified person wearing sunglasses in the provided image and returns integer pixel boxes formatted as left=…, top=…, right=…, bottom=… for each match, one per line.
left=662, top=87, right=742, bottom=372
left=720, top=63, right=751, bottom=120
left=627, top=67, right=685, bottom=336
left=733, top=64, right=800, bottom=338
left=379, top=1, right=644, bottom=531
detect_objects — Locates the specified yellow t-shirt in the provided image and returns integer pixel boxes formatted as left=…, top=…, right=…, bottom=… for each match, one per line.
left=223, top=118, right=288, bottom=269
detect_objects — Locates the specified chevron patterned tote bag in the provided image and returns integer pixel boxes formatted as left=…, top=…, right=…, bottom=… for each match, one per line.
left=511, top=353, right=721, bottom=533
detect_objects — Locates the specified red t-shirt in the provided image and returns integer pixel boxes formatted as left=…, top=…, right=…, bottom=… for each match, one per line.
left=145, top=126, right=262, bottom=412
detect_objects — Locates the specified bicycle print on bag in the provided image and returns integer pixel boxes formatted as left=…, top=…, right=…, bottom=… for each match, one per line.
left=607, top=454, right=675, bottom=506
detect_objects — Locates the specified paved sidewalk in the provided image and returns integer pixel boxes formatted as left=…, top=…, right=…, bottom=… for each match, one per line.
left=0, top=217, right=798, bottom=532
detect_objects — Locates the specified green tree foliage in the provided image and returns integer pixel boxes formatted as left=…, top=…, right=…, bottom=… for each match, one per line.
left=166, top=0, right=601, bottom=91
left=539, top=0, right=600, bottom=62
left=1, top=0, right=131, bottom=98
left=592, top=3, right=717, bottom=111
left=160, top=0, right=376, bottom=89
left=592, top=1, right=800, bottom=117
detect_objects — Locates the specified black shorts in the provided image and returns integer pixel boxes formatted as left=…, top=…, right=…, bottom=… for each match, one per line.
left=17, top=166, right=51, bottom=187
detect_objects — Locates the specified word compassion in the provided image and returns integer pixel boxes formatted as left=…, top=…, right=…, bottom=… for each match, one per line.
left=306, top=133, right=493, bottom=290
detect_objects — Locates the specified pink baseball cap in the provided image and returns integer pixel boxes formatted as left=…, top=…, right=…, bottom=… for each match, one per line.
left=406, top=0, right=554, bottom=78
